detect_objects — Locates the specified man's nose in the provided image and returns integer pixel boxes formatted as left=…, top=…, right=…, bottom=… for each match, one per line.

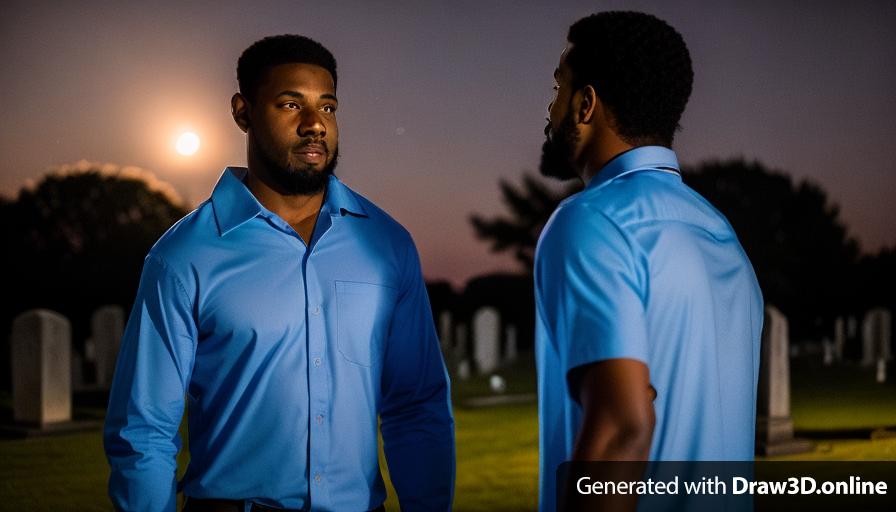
left=298, top=111, right=326, bottom=138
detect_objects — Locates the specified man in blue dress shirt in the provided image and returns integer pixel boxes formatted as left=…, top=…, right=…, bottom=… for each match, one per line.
left=535, top=12, right=763, bottom=511
left=104, top=35, right=454, bottom=512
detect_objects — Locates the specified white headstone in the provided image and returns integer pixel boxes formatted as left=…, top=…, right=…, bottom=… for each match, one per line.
left=833, top=316, right=845, bottom=361
left=862, top=308, right=892, bottom=367
left=91, top=305, right=125, bottom=387
left=457, top=359, right=471, bottom=381
left=438, top=310, right=453, bottom=349
left=504, top=324, right=518, bottom=363
left=760, top=306, right=791, bottom=419
left=473, top=307, right=501, bottom=374
left=822, top=340, right=833, bottom=366
left=11, top=309, right=72, bottom=425
left=84, top=338, right=96, bottom=361
left=756, top=306, right=810, bottom=455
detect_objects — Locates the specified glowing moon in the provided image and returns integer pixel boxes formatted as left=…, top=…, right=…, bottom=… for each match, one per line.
left=176, top=132, right=200, bottom=156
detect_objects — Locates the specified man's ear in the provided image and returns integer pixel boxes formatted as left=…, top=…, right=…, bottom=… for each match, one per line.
left=231, top=93, right=250, bottom=133
left=575, top=84, right=599, bottom=125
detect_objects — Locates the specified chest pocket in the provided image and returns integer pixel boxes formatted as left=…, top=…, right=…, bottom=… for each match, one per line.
left=336, top=281, right=398, bottom=367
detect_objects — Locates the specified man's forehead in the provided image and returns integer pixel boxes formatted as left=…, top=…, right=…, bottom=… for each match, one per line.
left=260, top=63, right=335, bottom=92
left=555, top=45, right=572, bottom=78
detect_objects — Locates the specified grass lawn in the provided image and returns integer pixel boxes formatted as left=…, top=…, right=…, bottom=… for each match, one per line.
left=1, top=355, right=895, bottom=509
left=789, top=358, right=896, bottom=432
left=0, top=403, right=537, bottom=511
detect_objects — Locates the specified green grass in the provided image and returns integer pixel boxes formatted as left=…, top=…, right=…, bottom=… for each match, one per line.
left=1, top=430, right=109, bottom=509
left=2, top=357, right=895, bottom=509
left=790, top=359, right=896, bottom=431
left=0, top=403, right=538, bottom=511
left=380, top=403, right=539, bottom=512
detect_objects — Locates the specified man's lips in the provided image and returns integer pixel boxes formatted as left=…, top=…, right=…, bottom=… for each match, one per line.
left=293, top=143, right=327, bottom=164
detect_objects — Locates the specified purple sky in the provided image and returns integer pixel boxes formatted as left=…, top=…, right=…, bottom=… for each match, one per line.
left=2, top=0, right=894, bottom=286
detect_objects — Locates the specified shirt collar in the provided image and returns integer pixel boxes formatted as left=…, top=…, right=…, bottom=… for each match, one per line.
left=211, top=168, right=368, bottom=237
left=587, top=145, right=680, bottom=190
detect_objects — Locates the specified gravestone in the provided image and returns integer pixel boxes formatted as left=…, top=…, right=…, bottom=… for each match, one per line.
left=11, top=309, right=72, bottom=426
left=473, top=307, right=500, bottom=374
left=505, top=324, right=518, bottom=363
left=756, top=306, right=811, bottom=455
left=863, top=308, right=892, bottom=380
left=457, top=359, right=471, bottom=381
left=453, top=324, right=469, bottom=380
left=833, top=316, right=845, bottom=362
left=438, top=310, right=453, bottom=351
left=822, top=340, right=833, bottom=367
left=91, top=305, right=125, bottom=387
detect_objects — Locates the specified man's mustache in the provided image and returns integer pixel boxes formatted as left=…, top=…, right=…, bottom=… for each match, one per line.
left=293, top=139, right=329, bottom=152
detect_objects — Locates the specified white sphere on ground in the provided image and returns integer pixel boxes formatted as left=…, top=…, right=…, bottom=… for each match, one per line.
left=489, top=374, right=506, bottom=394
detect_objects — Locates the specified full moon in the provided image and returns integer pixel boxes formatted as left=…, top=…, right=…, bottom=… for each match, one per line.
left=176, top=132, right=200, bottom=156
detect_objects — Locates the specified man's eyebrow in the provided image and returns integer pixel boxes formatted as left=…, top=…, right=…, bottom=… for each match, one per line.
left=276, top=91, right=338, bottom=102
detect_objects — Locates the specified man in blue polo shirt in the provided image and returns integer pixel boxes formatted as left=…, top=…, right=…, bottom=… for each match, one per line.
left=535, top=12, right=763, bottom=511
left=104, top=35, right=454, bottom=511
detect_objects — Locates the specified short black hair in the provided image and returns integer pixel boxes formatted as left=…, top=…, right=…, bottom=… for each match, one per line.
left=566, top=11, right=693, bottom=147
left=237, top=34, right=337, bottom=102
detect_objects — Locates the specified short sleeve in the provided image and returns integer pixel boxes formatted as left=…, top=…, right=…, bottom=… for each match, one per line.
left=537, top=206, right=649, bottom=388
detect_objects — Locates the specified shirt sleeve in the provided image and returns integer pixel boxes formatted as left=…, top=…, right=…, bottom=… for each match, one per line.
left=538, top=207, right=649, bottom=394
left=379, top=238, right=455, bottom=511
left=103, top=253, right=197, bottom=512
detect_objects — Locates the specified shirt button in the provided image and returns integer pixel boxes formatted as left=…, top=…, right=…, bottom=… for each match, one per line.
left=316, top=414, right=324, bottom=425
left=312, top=306, right=321, bottom=315
left=314, top=473, right=322, bottom=483
left=313, top=357, right=321, bottom=367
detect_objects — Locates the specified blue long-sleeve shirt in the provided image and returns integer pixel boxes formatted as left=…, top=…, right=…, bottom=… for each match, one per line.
left=104, top=168, right=455, bottom=511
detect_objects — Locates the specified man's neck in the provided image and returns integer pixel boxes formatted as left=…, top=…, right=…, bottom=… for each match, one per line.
left=245, top=170, right=325, bottom=243
left=580, top=135, right=634, bottom=186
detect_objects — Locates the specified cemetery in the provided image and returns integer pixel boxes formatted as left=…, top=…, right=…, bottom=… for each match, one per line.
left=1, top=299, right=893, bottom=509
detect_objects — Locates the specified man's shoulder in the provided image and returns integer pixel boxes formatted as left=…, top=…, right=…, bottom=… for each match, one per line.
left=146, top=199, right=217, bottom=266
left=572, top=172, right=735, bottom=239
left=337, top=180, right=415, bottom=247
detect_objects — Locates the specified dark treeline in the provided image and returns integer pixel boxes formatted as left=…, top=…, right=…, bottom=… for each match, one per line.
left=2, top=159, right=893, bottom=390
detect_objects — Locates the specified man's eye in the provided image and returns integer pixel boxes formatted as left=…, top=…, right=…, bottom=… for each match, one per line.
left=322, top=105, right=336, bottom=113
left=552, top=85, right=559, bottom=92
left=284, top=102, right=299, bottom=109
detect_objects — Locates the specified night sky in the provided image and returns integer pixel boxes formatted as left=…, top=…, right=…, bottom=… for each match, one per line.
left=3, top=0, right=894, bottom=286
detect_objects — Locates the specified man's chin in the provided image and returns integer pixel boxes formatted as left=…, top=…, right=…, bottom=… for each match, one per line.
left=539, top=158, right=578, bottom=181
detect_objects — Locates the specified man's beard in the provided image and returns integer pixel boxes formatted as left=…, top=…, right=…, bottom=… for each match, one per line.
left=254, top=136, right=339, bottom=195
left=539, top=110, right=579, bottom=181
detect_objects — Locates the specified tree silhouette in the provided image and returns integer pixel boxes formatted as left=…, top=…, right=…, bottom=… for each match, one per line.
left=1, top=162, right=188, bottom=389
left=469, top=173, right=581, bottom=270
left=683, top=159, right=859, bottom=337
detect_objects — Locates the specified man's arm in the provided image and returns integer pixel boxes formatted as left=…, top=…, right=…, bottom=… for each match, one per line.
left=562, top=360, right=654, bottom=512
left=571, top=359, right=655, bottom=460
left=379, top=241, right=455, bottom=511
left=103, top=254, right=197, bottom=512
